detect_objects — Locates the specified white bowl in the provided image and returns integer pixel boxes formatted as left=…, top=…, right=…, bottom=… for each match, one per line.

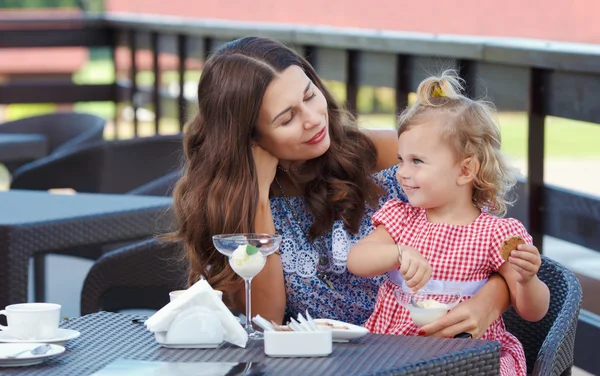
left=264, top=327, right=332, bottom=357
left=394, top=288, right=462, bottom=327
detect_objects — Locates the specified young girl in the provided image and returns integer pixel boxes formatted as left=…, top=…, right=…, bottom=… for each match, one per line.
left=347, top=70, right=550, bottom=376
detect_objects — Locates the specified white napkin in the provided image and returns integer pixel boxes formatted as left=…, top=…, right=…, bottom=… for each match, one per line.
left=145, top=279, right=248, bottom=348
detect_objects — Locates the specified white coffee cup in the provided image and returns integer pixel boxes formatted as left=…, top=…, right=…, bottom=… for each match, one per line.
left=169, top=289, right=223, bottom=302
left=0, top=303, right=61, bottom=340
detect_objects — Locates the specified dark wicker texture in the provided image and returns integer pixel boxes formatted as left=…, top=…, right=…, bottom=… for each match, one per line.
left=0, top=134, right=47, bottom=164
left=2, top=312, right=501, bottom=375
left=10, top=134, right=183, bottom=194
left=502, top=256, right=582, bottom=376
left=0, top=111, right=105, bottom=172
left=80, top=238, right=187, bottom=315
left=9, top=134, right=183, bottom=301
left=127, top=170, right=181, bottom=197
left=0, top=191, right=173, bottom=309
left=80, top=245, right=583, bottom=375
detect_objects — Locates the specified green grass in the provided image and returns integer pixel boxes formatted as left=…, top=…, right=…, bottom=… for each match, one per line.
left=359, top=112, right=600, bottom=160
left=72, top=60, right=115, bottom=84
left=5, top=103, right=57, bottom=120
left=72, top=59, right=201, bottom=86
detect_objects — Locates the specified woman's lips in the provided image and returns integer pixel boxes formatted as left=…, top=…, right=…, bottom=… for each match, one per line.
left=305, top=127, right=326, bottom=144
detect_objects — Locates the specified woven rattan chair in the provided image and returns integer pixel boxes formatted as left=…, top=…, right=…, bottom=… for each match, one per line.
left=0, top=112, right=105, bottom=172
left=503, top=256, right=582, bottom=376
left=81, top=245, right=581, bottom=376
left=80, top=238, right=187, bottom=315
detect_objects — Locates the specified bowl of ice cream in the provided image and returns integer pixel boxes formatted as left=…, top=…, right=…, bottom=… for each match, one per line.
left=229, top=244, right=267, bottom=279
left=394, top=287, right=462, bottom=327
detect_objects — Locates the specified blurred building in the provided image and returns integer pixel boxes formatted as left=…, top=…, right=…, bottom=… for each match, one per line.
left=106, top=0, right=600, bottom=44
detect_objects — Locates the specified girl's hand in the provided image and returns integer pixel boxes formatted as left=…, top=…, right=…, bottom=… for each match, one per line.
left=398, top=245, right=432, bottom=291
left=509, top=243, right=541, bottom=284
left=251, top=144, right=278, bottom=200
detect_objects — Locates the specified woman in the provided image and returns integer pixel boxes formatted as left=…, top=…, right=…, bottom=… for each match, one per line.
left=171, top=36, right=510, bottom=338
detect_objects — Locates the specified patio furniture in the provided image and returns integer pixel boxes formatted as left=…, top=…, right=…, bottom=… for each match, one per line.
left=10, top=134, right=183, bottom=193
left=80, top=238, right=187, bottom=315
left=0, top=134, right=48, bottom=164
left=503, top=256, right=582, bottom=376
left=0, top=112, right=105, bottom=172
left=0, top=190, right=174, bottom=309
left=126, top=170, right=181, bottom=196
left=1, top=311, right=502, bottom=375
left=9, top=134, right=183, bottom=299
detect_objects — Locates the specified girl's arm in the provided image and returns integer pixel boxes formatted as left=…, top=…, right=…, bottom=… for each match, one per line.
left=498, top=244, right=549, bottom=322
left=347, top=225, right=399, bottom=277
left=348, top=225, right=432, bottom=291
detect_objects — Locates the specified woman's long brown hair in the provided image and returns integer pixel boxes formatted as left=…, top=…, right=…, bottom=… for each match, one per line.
left=169, top=37, right=381, bottom=298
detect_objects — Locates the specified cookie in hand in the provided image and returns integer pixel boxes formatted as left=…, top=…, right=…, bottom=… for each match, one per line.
left=500, top=235, right=526, bottom=261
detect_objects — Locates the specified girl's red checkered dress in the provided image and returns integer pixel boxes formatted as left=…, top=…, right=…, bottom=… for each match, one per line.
left=364, top=200, right=529, bottom=376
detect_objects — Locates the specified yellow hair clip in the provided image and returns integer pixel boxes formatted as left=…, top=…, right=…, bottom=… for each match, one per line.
left=432, top=85, right=445, bottom=98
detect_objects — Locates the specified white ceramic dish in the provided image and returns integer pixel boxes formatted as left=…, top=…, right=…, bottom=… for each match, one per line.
left=312, top=319, right=369, bottom=342
left=394, top=288, right=462, bottom=327
left=264, top=327, right=332, bottom=357
left=0, top=343, right=65, bottom=367
left=154, top=331, right=223, bottom=349
left=0, top=328, right=80, bottom=346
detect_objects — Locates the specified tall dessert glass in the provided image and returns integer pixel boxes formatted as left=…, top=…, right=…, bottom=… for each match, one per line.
left=212, top=233, right=282, bottom=340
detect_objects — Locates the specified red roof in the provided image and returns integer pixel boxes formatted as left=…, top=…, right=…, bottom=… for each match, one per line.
left=0, top=47, right=87, bottom=76
left=0, top=8, right=87, bottom=76
left=106, top=0, right=600, bottom=45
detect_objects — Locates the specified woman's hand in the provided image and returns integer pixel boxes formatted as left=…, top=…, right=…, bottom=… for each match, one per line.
left=399, top=245, right=432, bottom=292
left=419, top=274, right=510, bottom=338
left=251, top=144, right=278, bottom=200
left=418, top=297, right=495, bottom=338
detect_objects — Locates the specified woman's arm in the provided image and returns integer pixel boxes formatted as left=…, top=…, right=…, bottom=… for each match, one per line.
left=231, top=199, right=287, bottom=324
left=420, top=273, right=511, bottom=338
left=361, top=128, right=399, bottom=172
left=231, top=145, right=286, bottom=324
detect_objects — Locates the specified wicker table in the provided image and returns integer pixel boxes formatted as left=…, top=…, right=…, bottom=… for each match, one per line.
left=2, top=312, right=501, bottom=375
left=0, top=190, right=173, bottom=308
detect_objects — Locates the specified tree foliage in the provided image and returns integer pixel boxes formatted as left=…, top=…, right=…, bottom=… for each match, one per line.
left=0, top=0, right=102, bottom=11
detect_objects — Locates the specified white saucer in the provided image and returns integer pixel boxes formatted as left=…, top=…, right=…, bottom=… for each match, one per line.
left=313, top=319, right=369, bottom=342
left=0, top=329, right=80, bottom=346
left=0, top=343, right=65, bottom=367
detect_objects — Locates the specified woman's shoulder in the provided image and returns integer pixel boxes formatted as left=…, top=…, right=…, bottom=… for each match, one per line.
left=361, top=128, right=399, bottom=172
left=372, top=164, right=406, bottom=203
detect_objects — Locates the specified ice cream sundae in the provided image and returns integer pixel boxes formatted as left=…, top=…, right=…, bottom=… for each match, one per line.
left=229, top=244, right=266, bottom=279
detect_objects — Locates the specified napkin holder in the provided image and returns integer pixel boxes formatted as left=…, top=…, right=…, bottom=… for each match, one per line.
left=154, top=306, right=224, bottom=348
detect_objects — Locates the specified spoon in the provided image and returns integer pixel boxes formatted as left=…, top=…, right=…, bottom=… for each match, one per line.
left=7, top=344, right=52, bottom=359
left=409, top=293, right=420, bottom=308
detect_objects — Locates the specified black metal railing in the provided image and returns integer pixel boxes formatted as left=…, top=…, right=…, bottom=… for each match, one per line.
left=1, top=13, right=599, bottom=373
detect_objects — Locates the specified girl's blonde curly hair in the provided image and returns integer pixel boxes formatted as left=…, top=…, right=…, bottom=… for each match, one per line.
left=397, top=69, right=520, bottom=216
